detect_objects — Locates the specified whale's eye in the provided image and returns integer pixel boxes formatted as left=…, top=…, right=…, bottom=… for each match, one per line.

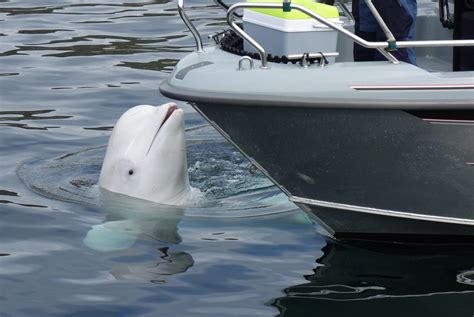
left=128, top=169, right=134, bottom=175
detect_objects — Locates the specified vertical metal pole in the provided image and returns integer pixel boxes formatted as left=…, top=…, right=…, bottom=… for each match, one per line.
left=227, top=4, right=269, bottom=69
left=178, top=0, right=203, bottom=52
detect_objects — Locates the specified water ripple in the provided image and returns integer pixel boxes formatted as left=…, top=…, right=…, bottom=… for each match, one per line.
left=0, top=2, right=319, bottom=317
left=18, top=126, right=298, bottom=218
left=0, top=110, right=72, bottom=130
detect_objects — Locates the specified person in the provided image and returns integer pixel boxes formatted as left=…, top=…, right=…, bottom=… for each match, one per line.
left=453, top=0, right=474, bottom=71
left=352, top=0, right=418, bottom=64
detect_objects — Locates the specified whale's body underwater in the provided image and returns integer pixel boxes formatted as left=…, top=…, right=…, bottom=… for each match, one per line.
left=98, top=103, right=200, bottom=205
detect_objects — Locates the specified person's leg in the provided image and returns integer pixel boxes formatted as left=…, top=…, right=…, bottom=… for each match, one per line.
left=453, top=0, right=474, bottom=71
left=372, top=0, right=417, bottom=64
left=353, top=0, right=377, bottom=61
left=401, top=0, right=417, bottom=64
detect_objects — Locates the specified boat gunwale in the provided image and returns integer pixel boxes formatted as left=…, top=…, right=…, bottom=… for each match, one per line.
left=160, top=80, right=474, bottom=110
left=290, top=196, right=474, bottom=227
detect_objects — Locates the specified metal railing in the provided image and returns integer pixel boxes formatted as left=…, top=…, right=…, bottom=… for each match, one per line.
left=214, top=0, right=243, bottom=17
left=364, top=0, right=396, bottom=43
left=227, top=2, right=399, bottom=68
left=177, top=0, right=474, bottom=69
left=177, top=0, right=203, bottom=52
left=335, top=0, right=354, bottom=22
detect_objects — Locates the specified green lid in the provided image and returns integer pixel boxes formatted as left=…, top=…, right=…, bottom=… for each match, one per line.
left=247, top=0, right=339, bottom=20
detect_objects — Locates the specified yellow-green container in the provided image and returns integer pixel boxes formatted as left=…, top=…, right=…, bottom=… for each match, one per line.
left=243, top=0, right=341, bottom=59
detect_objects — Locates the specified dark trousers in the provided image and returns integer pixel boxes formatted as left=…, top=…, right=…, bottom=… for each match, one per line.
left=453, top=0, right=474, bottom=71
left=352, top=0, right=417, bottom=64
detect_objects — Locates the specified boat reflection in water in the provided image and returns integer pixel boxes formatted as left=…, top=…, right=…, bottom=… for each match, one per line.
left=273, top=240, right=474, bottom=316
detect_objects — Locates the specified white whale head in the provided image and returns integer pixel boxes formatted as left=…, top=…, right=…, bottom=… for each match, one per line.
left=98, top=103, right=191, bottom=205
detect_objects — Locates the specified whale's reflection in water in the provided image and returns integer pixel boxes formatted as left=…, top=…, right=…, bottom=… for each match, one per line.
left=83, top=190, right=194, bottom=283
left=110, top=247, right=194, bottom=284
left=274, top=241, right=474, bottom=316
left=85, top=190, right=185, bottom=250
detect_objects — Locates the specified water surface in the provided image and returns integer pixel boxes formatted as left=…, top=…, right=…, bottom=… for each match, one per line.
left=1, top=1, right=474, bottom=316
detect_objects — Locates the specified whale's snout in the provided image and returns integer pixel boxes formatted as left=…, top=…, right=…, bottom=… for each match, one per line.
left=162, top=104, right=177, bottom=125
left=147, top=103, right=183, bottom=154
left=156, top=103, right=179, bottom=133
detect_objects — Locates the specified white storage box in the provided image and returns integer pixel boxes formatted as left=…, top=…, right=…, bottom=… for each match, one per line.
left=243, top=0, right=341, bottom=62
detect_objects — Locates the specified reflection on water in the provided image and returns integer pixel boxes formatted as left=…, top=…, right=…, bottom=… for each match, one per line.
left=12, top=34, right=188, bottom=58
left=274, top=241, right=474, bottom=316
left=83, top=195, right=194, bottom=283
left=0, top=189, right=47, bottom=208
left=0, top=109, right=72, bottom=121
left=84, top=194, right=186, bottom=250
left=0, top=109, right=72, bottom=130
left=110, top=247, right=194, bottom=284
left=117, top=59, right=178, bottom=72
left=0, top=190, right=18, bottom=196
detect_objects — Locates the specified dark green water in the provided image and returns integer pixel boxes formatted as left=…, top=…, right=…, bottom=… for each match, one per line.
left=1, top=1, right=474, bottom=316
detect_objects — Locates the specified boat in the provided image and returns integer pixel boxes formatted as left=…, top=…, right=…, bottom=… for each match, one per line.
left=160, top=0, right=474, bottom=242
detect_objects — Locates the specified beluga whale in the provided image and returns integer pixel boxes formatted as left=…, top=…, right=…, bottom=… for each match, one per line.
left=98, top=102, right=200, bottom=205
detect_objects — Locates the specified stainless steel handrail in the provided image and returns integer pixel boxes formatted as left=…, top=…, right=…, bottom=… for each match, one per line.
left=178, top=0, right=203, bottom=52
left=335, top=0, right=354, bottom=22
left=364, top=0, right=396, bottom=43
left=214, top=0, right=229, bottom=11
left=227, top=2, right=474, bottom=68
left=214, top=0, right=243, bottom=18
left=227, top=2, right=385, bottom=68
left=375, top=48, right=399, bottom=64
left=238, top=56, right=254, bottom=70
left=287, top=52, right=339, bottom=60
left=363, top=0, right=399, bottom=64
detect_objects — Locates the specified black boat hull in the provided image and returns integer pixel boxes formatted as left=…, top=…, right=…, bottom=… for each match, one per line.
left=192, top=102, right=474, bottom=240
